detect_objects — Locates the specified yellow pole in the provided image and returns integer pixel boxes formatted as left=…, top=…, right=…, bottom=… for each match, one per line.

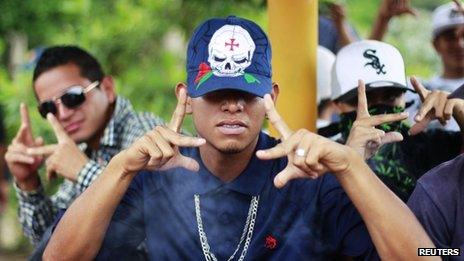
left=267, top=0, right=317, bottom=137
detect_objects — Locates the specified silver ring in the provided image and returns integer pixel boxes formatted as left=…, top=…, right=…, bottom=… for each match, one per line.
left=295, top=148, right=306, bottom=157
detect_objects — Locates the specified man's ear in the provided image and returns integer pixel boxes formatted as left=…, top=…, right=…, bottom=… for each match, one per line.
left=175, top=83, right=192, bottom=114
left=100, top=76, right=116, bottom=103
left=270, top=82, right=280, bottom=103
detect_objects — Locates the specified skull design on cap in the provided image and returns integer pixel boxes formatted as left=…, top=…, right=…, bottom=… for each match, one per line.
left=208, top=25, right=256, bottom=77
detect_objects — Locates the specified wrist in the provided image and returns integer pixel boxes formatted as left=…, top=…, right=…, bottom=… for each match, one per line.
left=334, top=147, right=366, bottom=178
left=110, top=152, right=138, bottom=181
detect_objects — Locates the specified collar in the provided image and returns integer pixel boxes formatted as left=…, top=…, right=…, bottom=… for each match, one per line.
left=191, top=132, right=277, bottom=196
left=100, top=97, right=134, bottom=147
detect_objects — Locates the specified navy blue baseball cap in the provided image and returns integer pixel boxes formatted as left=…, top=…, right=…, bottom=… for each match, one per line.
left=186, top=16, right=272, bottom=98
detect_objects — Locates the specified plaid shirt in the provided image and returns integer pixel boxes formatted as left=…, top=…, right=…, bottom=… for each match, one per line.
left=14, top=97, right=164, bottom=245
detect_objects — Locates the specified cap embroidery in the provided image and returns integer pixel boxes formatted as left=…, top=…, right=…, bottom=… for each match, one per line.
left=363, top=49, right=386, bottom=75
left=194, top=62, right=213, bottom=89
left=208, top=25, right=256, bottom=77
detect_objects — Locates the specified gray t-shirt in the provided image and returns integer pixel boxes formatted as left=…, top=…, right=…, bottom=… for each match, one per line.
left=408, top=154, right=464, bottom=258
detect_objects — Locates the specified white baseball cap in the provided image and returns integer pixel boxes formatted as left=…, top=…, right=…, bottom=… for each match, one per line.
left=317, top=46, right=336, bottom=104
left=331, top=40, right=411, bottom=102
left=432, top=2, right=464, bottom=40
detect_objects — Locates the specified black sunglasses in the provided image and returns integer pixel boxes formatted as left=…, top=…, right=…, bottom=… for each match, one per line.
left=37, top=81, right=100, bottom=118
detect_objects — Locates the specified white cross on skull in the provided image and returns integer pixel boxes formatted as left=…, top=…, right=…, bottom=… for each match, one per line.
left=208, top=25, right=256, bottom=77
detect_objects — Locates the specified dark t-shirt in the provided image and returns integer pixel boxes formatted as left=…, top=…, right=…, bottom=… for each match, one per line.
left=368, top=129, right=462, bottom=201
left=408, top=154, right=464, bottom=259
left=96, top=132, right=378, bottom=260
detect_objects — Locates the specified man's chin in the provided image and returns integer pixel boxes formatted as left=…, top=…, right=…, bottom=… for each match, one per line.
left=216, top=143, right=246, bottom=155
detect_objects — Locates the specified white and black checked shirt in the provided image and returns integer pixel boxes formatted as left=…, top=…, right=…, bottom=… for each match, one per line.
left=14, top=97, right=164, bottom=245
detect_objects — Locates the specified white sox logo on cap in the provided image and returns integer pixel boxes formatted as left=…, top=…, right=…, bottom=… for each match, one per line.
left=363, top=49, right=386, bottom=75
left=208, top=25, right=256, bottom=77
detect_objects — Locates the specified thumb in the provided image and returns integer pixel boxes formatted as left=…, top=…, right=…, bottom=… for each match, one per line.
left=381, top=132, right=404, bottom=145
left=176, top=155, right=201, bottom=172
left=160, top=155, right=200, bottom=172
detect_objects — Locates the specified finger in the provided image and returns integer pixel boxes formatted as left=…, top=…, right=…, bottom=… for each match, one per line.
left=256, top=130, right=305, bottom=160
left=305, top=145, right=326, bottom=172
left=168, top=88, right=187, bottom=132
left=172, top=155, right=201, bottom=172
left=357, top=79, right=369, bottom=119
left=264, top=94, right=292, bottom=140
left=274, top=166, right=316, bottom=188
left=145, top=144, right=163, bottom=169
left=4, top=152, right=35, bottom=164
left=444, top=99, right=457, bottom=121
left=20, top=103, right=32, bottom=129
left=434, top=93, right=448, bottom=123
left=409, top=113, right=433, bottom=135
left=15, top=126, right=35, bottom=147
left=26, top=144, right=58, bottom=157
left=361, top=112, right=408, bottom=126
left=47, top=113, right=69, bottom=142
left=381, top=131, right=404, bottom=144
left=256, top=143, right=288, bottom=160
left=415, top=94, right=436, bottom=122
left=156, top=126, right=206, bottom=148
left=292, top=135, right=314, bottom=174
left=410, top=76, right=429, bottom=102
left=148, top=130, right=175, bottom=167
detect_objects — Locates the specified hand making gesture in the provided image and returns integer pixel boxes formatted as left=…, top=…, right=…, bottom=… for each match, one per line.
left=115, top=88, right=206, bottom=175
left=378, top=0, right=417, bottom=20
left=5, top=103, right=44, bottom=190
left=346, top=80, right=407, bottom=159
left=256, top=94, right=364, bottom=188
left=409, top=77, right=464, bottom=135
left=26, top=114, right=89, bottom=181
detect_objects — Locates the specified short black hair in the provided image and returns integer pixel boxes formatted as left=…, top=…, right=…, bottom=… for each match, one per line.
left=32, top=45, right=104, bottom=83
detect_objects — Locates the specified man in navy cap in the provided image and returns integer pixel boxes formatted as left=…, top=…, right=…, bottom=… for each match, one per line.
left=44, top=16, right=436, bottom=260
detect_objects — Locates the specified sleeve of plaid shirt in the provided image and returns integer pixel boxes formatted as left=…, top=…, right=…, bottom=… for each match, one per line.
left=15, top=110, right=164, bottom=245
left=14, top=179, right=79, bottom=245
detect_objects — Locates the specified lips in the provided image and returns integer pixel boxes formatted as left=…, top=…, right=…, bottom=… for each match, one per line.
left=216, top=120, right=247, bottom=135
left=64, top=120, right=82, bottom=134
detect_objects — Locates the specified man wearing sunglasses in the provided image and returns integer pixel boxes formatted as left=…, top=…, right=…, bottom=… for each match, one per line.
left=4, top=45, right=164, bottom=246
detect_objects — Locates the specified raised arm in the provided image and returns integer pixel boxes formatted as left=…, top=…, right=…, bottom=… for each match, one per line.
left=43, top=89, right=205, bottom=260
left=370, top=0, right=417, bottom=40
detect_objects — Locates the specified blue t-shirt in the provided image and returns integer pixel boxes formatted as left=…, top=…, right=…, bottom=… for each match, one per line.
left=97, top=132, right=377, bottom=260
left=408, top=154, right=464, bottom=258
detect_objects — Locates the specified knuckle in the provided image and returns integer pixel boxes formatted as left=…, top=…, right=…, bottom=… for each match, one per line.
left=164, top=149, right=175, bottom=159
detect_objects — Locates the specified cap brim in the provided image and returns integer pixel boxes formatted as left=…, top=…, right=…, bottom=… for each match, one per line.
left=188, top=73, right=272, bottom=98
left=433, top=24, right=464, bottom=39
left=335, top=82, right=412, bottom=103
